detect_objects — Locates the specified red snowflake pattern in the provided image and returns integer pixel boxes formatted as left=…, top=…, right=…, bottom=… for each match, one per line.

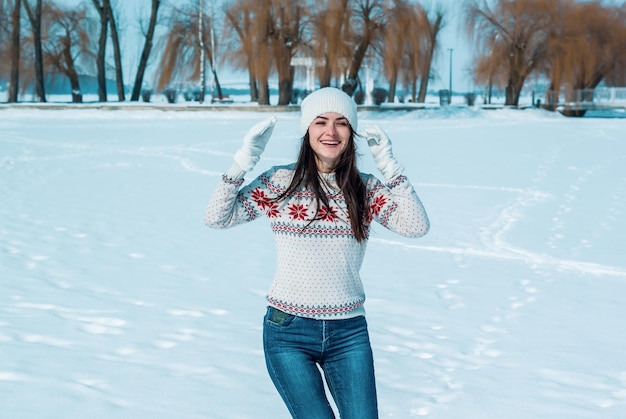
left=318, top=205, right=339, bottom=222
left=251, top=188, right=271, bottom=209
left=288, top=203, right=308, bottom=220
left=370, top=195, right=388, bottom=215
left=265, top=204, right=280, bottom=218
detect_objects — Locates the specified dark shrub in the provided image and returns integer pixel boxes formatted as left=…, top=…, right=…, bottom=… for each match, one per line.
left=141, top=88, right=152, bottom=102
left=163, top=87, right=177, bottom=104
left=372, top=87, right=388, bottom=105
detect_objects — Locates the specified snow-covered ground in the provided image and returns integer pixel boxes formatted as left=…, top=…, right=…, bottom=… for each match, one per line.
left=1, top=106, right=625, bottom=418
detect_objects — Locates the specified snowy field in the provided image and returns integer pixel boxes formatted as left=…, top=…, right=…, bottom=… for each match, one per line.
left=1, top=106, right=625, bottom=418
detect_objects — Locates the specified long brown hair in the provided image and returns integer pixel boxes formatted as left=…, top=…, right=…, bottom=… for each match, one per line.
left=273, top=129, right=369, bottom=242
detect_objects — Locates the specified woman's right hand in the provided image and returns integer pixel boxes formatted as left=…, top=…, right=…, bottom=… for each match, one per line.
left=233, top=116, right=277, bottom=172
left=362, top=125, right=404, bottom=182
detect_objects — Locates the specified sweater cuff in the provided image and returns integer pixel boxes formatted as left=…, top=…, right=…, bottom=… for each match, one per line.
left=224, top=161, right=247, bottom=181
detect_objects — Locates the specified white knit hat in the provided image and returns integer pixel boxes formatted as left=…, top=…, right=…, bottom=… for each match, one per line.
left=300, top=87, right=358, bottom=135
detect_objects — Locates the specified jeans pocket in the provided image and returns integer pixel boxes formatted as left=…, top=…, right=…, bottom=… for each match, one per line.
left=266, top=307, right=296, bottom=327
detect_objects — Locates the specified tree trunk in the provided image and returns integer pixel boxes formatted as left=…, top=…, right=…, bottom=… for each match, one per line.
left=418, top=14, right=442, bottom=104
left=248, top=74, right=258, bottom=102
left=92, top=0, right=109, bottom=102
left=343, top=36, right=370, bottom=97
left=545, top=81, right=559, bottom=111
left=342, top=6, right=376, bottom=98
left=416, top=52, right=433, bottom=103
left=278, top=78, right=291, bottom=105
left=341, top=41, right=369, bottom=96
left=8, top=0, right=21, bottom=103
left=24, top=0, right=46, bottom=102
left=278, top=67, right=294, bottom=105
left=33, top=0, right=46, bottom=102
left=63, top=46, right=83, bottom=103
left=106, top=0, right=125, bottom=101
left=505, top=78, right=524, bottom=106
left=505, top=60, right=525, bottom=106
left=319, top=61, right=332, bottom=88
left=387, top=75, right=397, bottom=103
left=417, top=74, right=429, bottom=103
left=257, top=79, right=270, bottom=105
left=211, top=67, right=224, bottom=99
left=131, top=0, right=161, bottom=101
left=276, top=48, right=294, bottom=105
left=225, top=8, right=257, bottom=102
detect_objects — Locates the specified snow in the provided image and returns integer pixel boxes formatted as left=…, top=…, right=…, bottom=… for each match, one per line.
left=1, top=105, right=625, bottom=418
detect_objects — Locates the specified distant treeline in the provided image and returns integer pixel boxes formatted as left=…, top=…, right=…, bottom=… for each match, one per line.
left=0, top=0, right=624, bottom=108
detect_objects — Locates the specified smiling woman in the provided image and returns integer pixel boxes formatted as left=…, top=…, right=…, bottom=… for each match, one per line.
left=307, top=113, right=351, bottom=173
left=204, top=86, right=430, bottom=418
left=299, top=87, right=358, bottom=174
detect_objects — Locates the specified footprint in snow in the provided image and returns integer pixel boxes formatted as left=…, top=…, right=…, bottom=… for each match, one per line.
left=435, top=279, right=465, bottom=310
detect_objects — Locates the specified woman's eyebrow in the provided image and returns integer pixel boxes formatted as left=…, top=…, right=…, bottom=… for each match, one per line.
left=315, top=116, right=348, bottom=121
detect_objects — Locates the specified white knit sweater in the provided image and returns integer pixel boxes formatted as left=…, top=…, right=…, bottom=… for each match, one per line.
left=205, top=163, right=429, bottom=319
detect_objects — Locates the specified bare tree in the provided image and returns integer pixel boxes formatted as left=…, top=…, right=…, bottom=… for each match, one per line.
left=562, top=3, right=625, bottom=92
left=43, top=2, right=91, bottom=103
left=472, top=35, right=508, bottom=104
left=0, top=1, right=8, bottom=39
left=251, top=1, right=272, bottom=105
left=0, top=1, right=8, bottom=47
left=381, top=1, right=408, bottom=102
left=539, top=0, right=626, bottom=113
left=156, top=5, right=199, bottom=93
left=130, top=0, right=161, bottom=102
left=91, top=0, right=109, bottom=102
left=0, top=1, right=10, bottom=84
left=342, top=0, right=384, bottom=97
left=465, top=0, right=556, bottom=106
left=203, top=0, right=225, bottom=100
left=23, top=0, right=46, bottom=102
left=155, top=3, right=223, bottom=99
left=537, top=0, right=585, bottom=109
left=309, top=0, right=351, bottom=88
left=416, top=6, right=444, bottom=103
left=224, top=0, right=259, bottom=102
left=378, top=1, right=442, bottom=103
left=605, top=4, right=626, bottom=87
left=224, top=0, right=273, bottom=104
left=107, top=0, right=125, bottom=101
left=380, top=0, right=423, bottom=103
left=268, top=0, right=306, bottom=105
left=8, top=0, right=21, bottom=102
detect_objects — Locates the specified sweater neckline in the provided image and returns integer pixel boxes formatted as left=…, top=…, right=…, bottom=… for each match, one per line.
left=319, top=171, right=335, bottom=181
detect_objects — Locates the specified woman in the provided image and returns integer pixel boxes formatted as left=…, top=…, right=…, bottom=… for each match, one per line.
left=205, top=87, right=429, bottom=418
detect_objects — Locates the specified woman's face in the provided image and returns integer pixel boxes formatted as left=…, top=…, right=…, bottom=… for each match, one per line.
left=307, top=112, right=351, bottom=173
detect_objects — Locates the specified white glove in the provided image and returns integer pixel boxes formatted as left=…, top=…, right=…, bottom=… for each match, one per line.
left=362, top=125, right=404, bottom=181
left=233, top=116, right=277, bottom=172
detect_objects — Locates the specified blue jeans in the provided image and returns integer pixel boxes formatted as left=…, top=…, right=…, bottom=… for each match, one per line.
left=263, top=307, right=378, bottom=419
